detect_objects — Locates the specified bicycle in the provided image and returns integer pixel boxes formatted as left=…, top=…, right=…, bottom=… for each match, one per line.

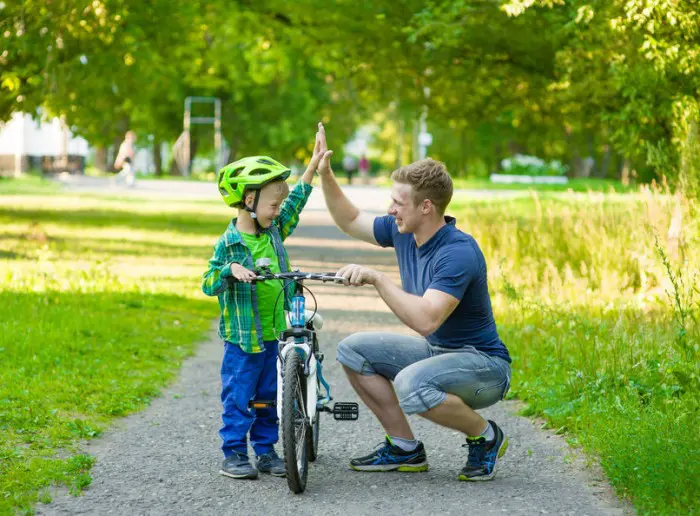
left=228, top=260, right=359, bottom=493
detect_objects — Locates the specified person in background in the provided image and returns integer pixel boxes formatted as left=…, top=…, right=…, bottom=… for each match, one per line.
left=113, top=131, right=136, bottom=187
left=359, top=154, right=370, bottom=184
left=343, top=154, right=357, bottom=185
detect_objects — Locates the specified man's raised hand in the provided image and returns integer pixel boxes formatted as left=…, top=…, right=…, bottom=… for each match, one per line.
left=317, top=122, right=333, bottom=176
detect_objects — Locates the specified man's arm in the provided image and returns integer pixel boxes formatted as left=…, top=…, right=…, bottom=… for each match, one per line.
left=320, top=167, right=378, bottom=245
left=337, top=264, right=459, bottom=336
left=317, top=124, right=379, bottom=246
left=374, top=275, right=459, bottom=336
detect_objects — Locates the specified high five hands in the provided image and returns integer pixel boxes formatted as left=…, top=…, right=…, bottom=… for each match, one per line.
left=303, top=122, right=334, bottom=180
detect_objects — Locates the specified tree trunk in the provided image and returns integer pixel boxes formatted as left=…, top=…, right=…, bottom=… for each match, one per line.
left=586, top=132, right=597, bottom=177
left=599, top=144, right=611, bottom=179
left=494, top=141, right=503, bottom=173
left=95, top=147, right=108, bottom=172
left=153, top=138, right=162, bottom=176
left=620, top=158, right=631, bottom=186
left=458, top=126, right=467, bottom=176
left=111, top=134, right=123, bottom=172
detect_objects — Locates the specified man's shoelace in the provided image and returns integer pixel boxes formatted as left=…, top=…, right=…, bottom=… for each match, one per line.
left=463, top=439, right=487, bottom=468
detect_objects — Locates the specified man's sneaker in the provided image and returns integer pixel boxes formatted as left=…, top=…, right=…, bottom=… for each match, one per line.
left=459, top=420, right=508, bottom=481
left=220, top=452, right=258, bottom=480
left=350, top=437, right=429, bottom=472
left=256, top=450, right=286, bottom=477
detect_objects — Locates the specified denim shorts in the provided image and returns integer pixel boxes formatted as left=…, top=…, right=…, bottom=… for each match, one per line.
left=336, top=332, right=511, bottom=415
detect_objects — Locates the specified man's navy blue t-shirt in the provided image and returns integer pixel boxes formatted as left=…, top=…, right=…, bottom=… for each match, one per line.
left=374, top=215, right=511, bottom=363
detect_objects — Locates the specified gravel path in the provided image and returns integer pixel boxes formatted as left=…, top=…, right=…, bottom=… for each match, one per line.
left=39, top=185, right=629, bottom=515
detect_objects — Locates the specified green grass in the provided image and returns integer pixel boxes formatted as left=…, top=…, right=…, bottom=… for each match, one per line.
left=0, top=191, right=231, bottom=513
left=451, top=188, right=699, bottom=514
left=0, top=175, right=61, bottom=195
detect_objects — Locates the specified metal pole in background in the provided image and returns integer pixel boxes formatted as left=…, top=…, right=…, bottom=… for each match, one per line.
left=183, top=97, right=191, bottom=176
left=214, top=99, right=222, bottom=169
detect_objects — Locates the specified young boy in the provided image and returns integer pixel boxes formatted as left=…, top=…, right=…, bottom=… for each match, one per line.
left=202, top=128, right=329, bottom=480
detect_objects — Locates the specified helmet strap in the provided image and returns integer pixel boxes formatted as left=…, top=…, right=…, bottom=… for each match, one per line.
left=244, top=189, right=263, bottom=238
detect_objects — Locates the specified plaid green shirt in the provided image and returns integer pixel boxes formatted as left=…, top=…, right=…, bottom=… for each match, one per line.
left=202, top=181, right=313, bottom=353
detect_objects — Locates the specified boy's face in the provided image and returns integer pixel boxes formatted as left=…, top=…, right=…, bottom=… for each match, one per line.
left=244, top=180, right=289, bottom=228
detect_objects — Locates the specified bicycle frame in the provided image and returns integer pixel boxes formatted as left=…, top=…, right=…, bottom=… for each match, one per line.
left=274, top=278, right=327, bottom=424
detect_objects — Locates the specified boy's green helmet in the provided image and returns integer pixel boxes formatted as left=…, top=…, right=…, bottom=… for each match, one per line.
left=217, top=156, right=291, bottom=207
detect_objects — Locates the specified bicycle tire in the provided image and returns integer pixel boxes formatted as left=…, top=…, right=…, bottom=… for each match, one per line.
left=307, top=387, right=320, bottom=462
left=282, top=350, right=309, bottom=493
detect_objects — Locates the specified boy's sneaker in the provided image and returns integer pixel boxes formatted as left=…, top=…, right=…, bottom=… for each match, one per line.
left=350, top=437, right=429, bottom=472
left=256, top=450, right=286, bottom=477
left=459, top=420, right=508, bottom=481
left=220, top=452, right=258, bottom=480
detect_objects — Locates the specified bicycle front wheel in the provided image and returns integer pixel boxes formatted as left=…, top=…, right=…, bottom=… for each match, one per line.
left=282, top=350, right=309, bottom=493
left=307, top=390, right=320, bottom=462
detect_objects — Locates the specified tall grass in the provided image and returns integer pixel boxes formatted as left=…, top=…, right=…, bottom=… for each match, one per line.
left=452, top=187, right=699, bottom=514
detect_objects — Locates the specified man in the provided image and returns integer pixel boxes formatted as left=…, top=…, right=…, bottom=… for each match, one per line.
left=317, top=123, right=512, bottom=481
left=114, top=130, right=136, bottom=187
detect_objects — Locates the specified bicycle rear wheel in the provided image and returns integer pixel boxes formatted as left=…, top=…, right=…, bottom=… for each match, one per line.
left=282, top=350, right=309, bottom=493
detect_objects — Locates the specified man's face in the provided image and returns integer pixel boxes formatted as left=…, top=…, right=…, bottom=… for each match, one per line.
left=388, top=183, right=424, bottom=234
left=245, top=181, right=288, bottom=228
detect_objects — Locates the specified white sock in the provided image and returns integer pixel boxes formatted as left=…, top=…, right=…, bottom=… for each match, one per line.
left=480, top=422, right=495, bottom=442
left=389, top=435, right=419, bottom=452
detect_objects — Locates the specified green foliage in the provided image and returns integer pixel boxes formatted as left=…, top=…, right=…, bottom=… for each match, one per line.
left=2, top=1, right=697, bottom=183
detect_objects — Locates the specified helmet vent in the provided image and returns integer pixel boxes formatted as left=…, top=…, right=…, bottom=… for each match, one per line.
left=256, top=158, right=276, bottom=165
left=249, top=169, right=269, bottom=176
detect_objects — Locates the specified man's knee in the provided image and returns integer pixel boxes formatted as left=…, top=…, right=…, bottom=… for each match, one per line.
left=394, top=369, right=447, bottom=416
left=336, top=332, right=377, bottom=375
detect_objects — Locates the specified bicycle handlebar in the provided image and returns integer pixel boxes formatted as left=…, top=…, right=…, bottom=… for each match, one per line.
left=228, top=271, right=348, bottom=285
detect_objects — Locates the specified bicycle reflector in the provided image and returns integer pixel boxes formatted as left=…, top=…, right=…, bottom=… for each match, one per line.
left=248, top=400, right=276, bottom=409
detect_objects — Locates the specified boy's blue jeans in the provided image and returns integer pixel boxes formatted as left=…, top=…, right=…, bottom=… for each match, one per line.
left=220, top=340, right=278, bottom=458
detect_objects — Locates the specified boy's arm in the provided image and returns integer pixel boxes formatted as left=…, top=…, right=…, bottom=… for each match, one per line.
left=202, top=242, right=234, bottom=296
left=277, top=180, right=313, bottom=241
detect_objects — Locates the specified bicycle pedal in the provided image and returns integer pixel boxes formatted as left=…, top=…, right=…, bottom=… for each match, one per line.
left=332, top=402, right=359, bottom=421
left=248, top=400, right=276, bottom=409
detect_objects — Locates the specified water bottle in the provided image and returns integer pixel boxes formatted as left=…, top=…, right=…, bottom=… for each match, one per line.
left=290, top=293, right=305, bottom=328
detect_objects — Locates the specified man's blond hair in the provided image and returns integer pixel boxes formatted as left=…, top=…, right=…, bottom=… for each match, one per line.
left=391, top=159, right=453, bottom=216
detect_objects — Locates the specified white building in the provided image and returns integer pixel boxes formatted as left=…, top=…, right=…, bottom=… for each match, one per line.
left=0, top=112, right=89, bottom=177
